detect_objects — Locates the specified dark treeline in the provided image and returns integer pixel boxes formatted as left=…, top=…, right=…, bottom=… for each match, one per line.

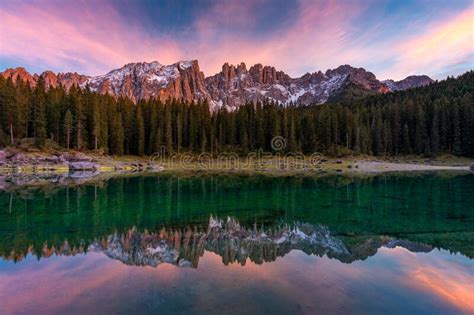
left=0, top=71, right=473, bottom=157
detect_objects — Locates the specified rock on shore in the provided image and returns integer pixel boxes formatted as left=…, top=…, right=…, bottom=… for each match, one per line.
left=0, top=148, right=161, bottom=173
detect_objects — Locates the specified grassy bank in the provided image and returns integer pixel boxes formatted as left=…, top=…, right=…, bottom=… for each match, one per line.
left=1, top=146, right=472, bottom=176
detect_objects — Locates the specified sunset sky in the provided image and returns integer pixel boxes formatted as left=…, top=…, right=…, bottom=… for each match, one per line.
left=0, top=0, right=473, bottom=80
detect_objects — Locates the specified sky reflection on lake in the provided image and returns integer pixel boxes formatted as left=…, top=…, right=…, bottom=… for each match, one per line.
left=0, top=246, right=472, bottom=314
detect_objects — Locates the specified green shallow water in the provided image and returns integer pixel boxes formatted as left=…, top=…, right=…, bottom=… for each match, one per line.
left=0, top=173, right=473, bottom=314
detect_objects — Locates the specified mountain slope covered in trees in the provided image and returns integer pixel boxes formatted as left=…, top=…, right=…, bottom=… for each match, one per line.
left=0, top=71, right=472, bottom=157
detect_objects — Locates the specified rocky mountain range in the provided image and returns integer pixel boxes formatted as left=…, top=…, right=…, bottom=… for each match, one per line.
left=1, top=60, right=433, bottom=108
left=2, top=216, right=435, bottom=267
left=1, top=67, right=89, bottom=91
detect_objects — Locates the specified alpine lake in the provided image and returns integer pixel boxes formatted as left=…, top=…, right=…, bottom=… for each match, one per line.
left=0, top=172, right=473, bottom=314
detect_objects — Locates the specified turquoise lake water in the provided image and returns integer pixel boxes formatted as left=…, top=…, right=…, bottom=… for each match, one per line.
left=0, top=173, right=473, bottom=314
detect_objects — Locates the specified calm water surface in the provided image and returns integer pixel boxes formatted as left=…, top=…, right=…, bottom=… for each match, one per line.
left=0, top=173, right=473, bottom=314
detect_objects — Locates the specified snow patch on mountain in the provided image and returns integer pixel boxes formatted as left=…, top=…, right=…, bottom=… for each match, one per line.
left=288, top=88, right=307, bottom=104
left=273, top=84, right=288, bottom=93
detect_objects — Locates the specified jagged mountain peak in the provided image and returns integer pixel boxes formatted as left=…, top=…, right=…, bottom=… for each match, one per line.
left=327, top=64, right=361, bottom=75
left=323, top=65, right=375, bottom=83
left=1, top=67, right=37, bottom=86
left=4, top=66, right=28, bottom=73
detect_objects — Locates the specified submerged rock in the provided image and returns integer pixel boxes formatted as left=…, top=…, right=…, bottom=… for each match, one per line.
left=67, top=171, right=100, bottom=179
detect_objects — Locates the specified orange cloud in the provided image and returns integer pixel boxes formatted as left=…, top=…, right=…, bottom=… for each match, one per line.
left=379, top=5, right=474, bottom=79
left=386, top=247, right=474, bottom=313
left=412, top=269, right=474, bottom=313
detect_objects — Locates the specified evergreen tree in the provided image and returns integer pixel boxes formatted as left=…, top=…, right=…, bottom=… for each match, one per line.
left=33, top=78, right=47, bottom=146
left=452, top=105, right=462, bottom=155
left=136, top=104, right=145, bottom=155
left=430, top=105, right=440, bottom=156
left=91, top=95, right=101, bottom=150
left=402, top=124, right=411, bottom=154
left=4, top=77, right=16, bottom=144
left=109, top=111, right=124, bottom=155
left=63, top=110, right=73, bottom=150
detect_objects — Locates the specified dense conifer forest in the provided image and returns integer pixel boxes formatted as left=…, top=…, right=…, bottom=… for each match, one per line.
left=0, top=71, right=473, bottom=157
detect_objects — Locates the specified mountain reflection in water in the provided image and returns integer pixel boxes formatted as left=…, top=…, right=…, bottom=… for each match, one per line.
left=2, top=216, right=437, bottom=267
left=0, top=173, right=473, bottom=314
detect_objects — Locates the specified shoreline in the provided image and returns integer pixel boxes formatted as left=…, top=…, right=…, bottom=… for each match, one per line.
left=0, top=161, right=470, bottom=176
left=1, top=148, right=473, bottom=177
left=353, top=161, right=470, bottom=173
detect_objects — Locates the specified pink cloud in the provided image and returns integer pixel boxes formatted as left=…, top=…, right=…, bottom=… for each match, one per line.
left=0, top=0, right=370, bottom=76
left=190, top=0, right=370, bottom=76
left=0, top=1, right=183, bottom=75
left=380, top=5, right=474, bottom=79
left=192, top=0, right=262, bottom=36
